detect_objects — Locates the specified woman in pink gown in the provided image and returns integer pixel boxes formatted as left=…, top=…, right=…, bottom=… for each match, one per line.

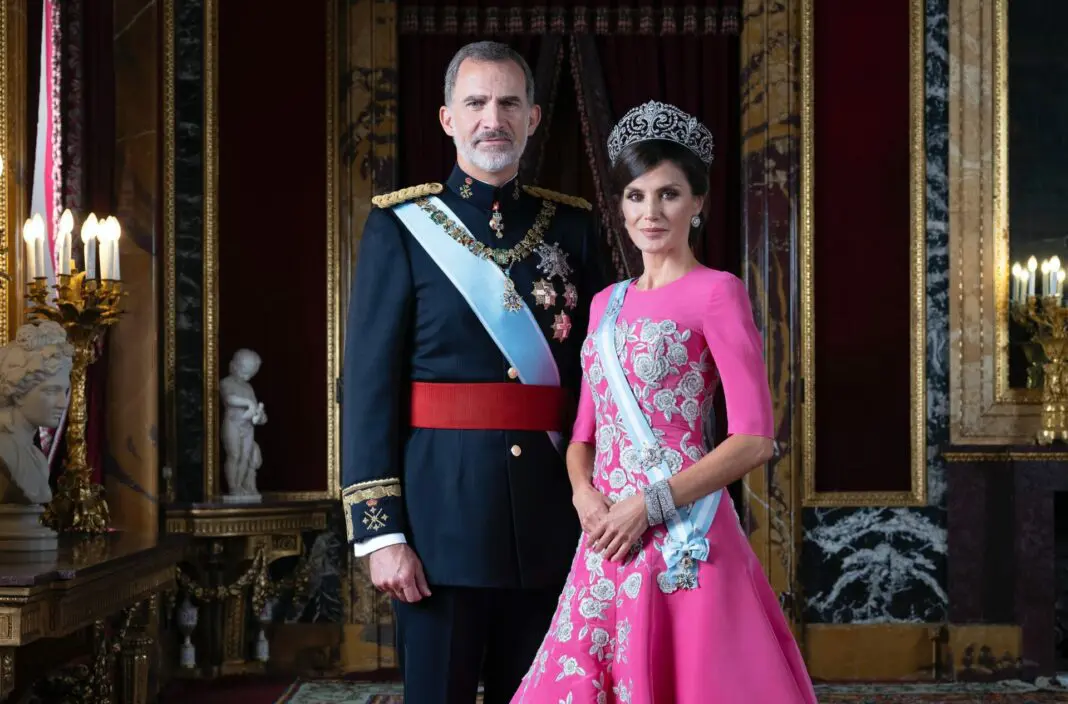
left=510, top=103, right=817, bottom=704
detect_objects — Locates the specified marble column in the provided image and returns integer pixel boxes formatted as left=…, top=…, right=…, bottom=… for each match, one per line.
left=172, top=0, right=205, bottom=501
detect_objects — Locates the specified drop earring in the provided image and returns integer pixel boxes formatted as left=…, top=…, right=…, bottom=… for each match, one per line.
left=690, top=214, right=702, bottom=228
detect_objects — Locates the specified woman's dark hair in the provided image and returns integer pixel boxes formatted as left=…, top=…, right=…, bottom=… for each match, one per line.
left=608, top=139, right=710, bottom=198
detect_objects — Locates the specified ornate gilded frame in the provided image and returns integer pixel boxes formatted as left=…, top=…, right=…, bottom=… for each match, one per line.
left=948, top=0, right=1038, bottom=444
left=200, top=0, right=341, bottom=501
left=0, top=0, right=29, bottom=343
left=163, top=0, right=177, bottom=495
left=800, top=0, right=927, bottom=506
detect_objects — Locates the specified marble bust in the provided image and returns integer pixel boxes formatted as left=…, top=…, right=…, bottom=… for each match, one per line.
left=0, top=321, right=72, bottom=550
left=221, top=348, right=266, bottom=503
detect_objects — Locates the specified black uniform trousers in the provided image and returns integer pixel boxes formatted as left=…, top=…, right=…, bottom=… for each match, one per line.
left=394, top=585, right=560, bottom=704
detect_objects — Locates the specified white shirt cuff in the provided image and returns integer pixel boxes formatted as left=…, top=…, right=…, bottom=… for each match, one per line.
left=352, top=532, right=406, bottom=558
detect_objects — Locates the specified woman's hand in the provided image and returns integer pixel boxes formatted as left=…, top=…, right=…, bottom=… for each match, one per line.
left=590, top=494, right=649, bottom=562
left=572, top=484, right=612, bottom=535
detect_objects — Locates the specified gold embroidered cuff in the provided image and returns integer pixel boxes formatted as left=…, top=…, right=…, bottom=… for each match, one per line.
left=342, top=479, right=404, bottom=543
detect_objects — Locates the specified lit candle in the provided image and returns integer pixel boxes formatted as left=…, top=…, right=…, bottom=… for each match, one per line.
left=57, top=209, right=73, bottom=276
left=98, top=219, right=112, bottom=281
left=1057, top=269, right=1065, bottom=301
left=1012, top=262, right=1023, bottom=302
left=110, top=217, right=121, bottom=281
left=81, top=213, right=98, bottom=280
left=1028, top=256, right=1039, bottom=297
left=31, top=214, right=45, bottom=279
left=22, top=218, right=35, bottom=280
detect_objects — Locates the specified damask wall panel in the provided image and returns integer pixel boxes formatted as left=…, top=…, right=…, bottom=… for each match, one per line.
left=213, top=0, right=334, bottom=500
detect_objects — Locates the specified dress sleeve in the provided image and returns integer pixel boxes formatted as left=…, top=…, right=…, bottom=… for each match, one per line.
left=702, top=274, right=775, bottom=439
left=570, top=291, right=609, bottom=444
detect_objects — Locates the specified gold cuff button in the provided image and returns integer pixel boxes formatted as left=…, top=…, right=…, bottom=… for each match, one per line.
left=507, top=367, right=519, bottom=379
left=510, top=444, right=522, bottom=457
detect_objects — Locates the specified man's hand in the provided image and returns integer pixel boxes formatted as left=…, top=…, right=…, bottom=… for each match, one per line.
left=369, top=543, right=432, bottom=603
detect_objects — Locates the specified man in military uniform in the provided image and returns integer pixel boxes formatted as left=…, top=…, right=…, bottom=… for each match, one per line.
left=341, top=41, right=606, bottom=703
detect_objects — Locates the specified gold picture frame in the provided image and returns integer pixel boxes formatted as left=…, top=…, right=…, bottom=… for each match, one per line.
left=949, top=0, right=1041, bottom=444
left=0, top=0, right=31, bottom=343
left=197, top=0, right=341, bottom=501
left=800, top=0, right=927, bottom=506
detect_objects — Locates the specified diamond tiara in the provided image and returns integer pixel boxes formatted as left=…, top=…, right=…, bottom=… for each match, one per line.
left=606, top=101, right=715, bottom=167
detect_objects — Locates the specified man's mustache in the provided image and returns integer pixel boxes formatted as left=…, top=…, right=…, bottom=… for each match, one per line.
left=474, top=130, right=513, bottom=145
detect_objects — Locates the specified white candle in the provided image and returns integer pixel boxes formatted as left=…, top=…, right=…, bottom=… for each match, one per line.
left=1012, top=263, right=1023, bottom=302
left=1028, top=256, right=1039, bottom=297
left=57, top=209, right=73, bottom=276
left=81, top=213, right=98, bottom=280
left=99, top=222, right=111, bottom=281
left=1058, top=269, right=1065, bottom=301
left=31, top=214, right=45, bottom=279
left=111, top=218, right=121, bottom=281
left=22, top=219, right=35, bottom=281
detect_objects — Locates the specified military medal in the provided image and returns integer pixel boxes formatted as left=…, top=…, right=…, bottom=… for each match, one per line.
left=460, top=177, right=473, bottom=199
left=502, top=276, right=524, bottom=312
left=563, top=283, right=578, bottom=310
left=552, top=312, right=572, bottom=342
left=490, top=201, right=504, bottom=239
left=535, top=242, right=573, bottom=281
left=532, top=279, right=557, bottom=309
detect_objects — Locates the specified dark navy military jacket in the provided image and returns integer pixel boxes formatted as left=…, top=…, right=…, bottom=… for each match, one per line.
left=342, top=165, right=608, bottom=589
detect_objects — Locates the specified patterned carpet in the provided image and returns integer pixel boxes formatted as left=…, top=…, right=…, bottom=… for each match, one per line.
left=275, top=679, right=1068, bottom=703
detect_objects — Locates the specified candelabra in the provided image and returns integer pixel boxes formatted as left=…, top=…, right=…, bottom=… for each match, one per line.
left=27, top=272, right=123, bottom=533
left=1011, top=295, right=1068, bottom=445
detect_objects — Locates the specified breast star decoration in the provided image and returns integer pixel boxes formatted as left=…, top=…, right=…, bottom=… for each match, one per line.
left=533, top=243, right=576, bottom=342
left=533, top=279, right=557, bottom=309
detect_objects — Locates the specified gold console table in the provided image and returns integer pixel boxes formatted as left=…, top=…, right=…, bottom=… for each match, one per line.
left=0, top=532, right=183, bottom=703
left=164, top=501, right=333, bottom=678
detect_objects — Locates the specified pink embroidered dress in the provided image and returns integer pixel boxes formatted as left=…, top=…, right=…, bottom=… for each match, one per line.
left=511, top=267, right=816, bottom=704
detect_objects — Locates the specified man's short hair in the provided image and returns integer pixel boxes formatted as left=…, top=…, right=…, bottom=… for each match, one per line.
left=443, top=41, right=536, bottom=106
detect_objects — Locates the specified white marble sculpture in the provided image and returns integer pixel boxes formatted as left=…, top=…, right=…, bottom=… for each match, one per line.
left=221, top=348, right=266, bottom=503
left=0, top=321, right=72, bottom=550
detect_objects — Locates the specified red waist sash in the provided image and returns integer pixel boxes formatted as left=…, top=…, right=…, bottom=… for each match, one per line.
left=409, top=382, right=570, bottom=432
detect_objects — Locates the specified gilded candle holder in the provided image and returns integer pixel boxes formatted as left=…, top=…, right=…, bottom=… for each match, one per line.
left=1011, top=295, right=1068, bottom=445
left=26, top=273, right=123, bottom=533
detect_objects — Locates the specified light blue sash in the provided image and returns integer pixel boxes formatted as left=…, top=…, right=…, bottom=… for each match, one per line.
left=393, top=196, right=564, bottom=455
left=594, top=280, right=723, bottom=592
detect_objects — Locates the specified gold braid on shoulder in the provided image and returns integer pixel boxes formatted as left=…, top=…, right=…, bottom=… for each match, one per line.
left=371, top=183, right=444, bottom=208
left=522, top=185, right=593, bottom=211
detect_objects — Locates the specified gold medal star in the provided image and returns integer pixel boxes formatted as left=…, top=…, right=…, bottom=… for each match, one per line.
left=532, top=279, right=557, bottom=309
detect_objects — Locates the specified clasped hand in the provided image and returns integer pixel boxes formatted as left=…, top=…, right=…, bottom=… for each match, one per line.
left=573, top=485, right=648, bottom=563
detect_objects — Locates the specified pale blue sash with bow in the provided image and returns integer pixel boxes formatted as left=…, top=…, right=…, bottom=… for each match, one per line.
left=393, top=197, right=564, bottom=455
left=594, top=280, right=723, bottom=592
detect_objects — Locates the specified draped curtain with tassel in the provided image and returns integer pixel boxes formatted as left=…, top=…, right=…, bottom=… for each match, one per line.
left=396, top=0, right=740, bottom=280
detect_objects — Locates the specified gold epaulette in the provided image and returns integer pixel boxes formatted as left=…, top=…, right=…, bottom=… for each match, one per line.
left=522, top=185, right=593, bottom=211
left=371, top=183, right=444, bottom=208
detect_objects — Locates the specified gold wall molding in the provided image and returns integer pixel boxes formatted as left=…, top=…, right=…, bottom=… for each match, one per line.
left=800, top=0, right=927, bottom=506
left=163, top=0, right=177, bottom=500
left=203, top=0, right=219, bottom=499
left=164, top=503, right=330, bottom=538
left=201, top=0, right=340, bottom=501
left=0, top=0, right=29, bottom=342
left=948, top=0, right=1038, bottom=444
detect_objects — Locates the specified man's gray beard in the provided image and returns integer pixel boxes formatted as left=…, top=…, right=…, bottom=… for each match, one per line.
left=455, top=135, right=527, bottom=174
